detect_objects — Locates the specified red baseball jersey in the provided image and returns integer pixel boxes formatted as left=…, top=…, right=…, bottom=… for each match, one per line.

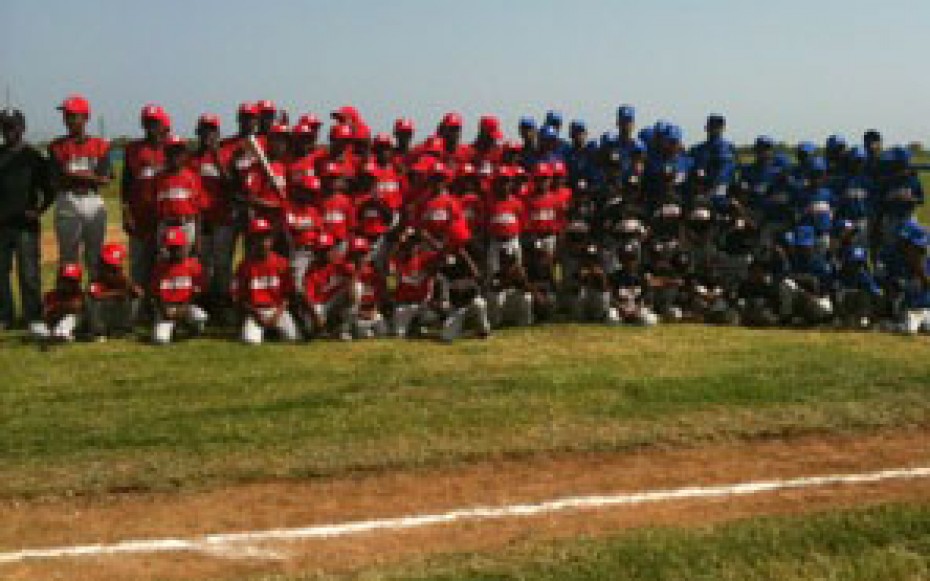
left=188, top=149, right=233, bottom=225
left=356, top=263, right=385, bottom=307
left=283, top=201, right=322, bottom=247
left=304, top=261, right=355, bottom=304
left=243, top=161, right=288, bottom=222
left=232, top=252, right=292, bottom=308
left=486, top=195, right=525, bottom=238
left=122, top=139, right=164, bottom=233
left=393, top=250, right=439, bottom=303
left=151, top=257, right=204, bottom=304
left=418, top=192, right=465, bottom=238
left=317, top=193, right=356, bottom=241
left=154, top=168, right=204, bottom=220
left=525, top=191, right=564, bottom=235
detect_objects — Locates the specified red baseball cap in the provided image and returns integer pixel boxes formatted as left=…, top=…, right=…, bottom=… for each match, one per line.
left=248, top=217, right=273, bottom=235
left=372, top=133, right=393, bottom=148
left=441, top=112, right=463, bottom=128
left=297, top=113, right=322, bottom=128
left=162, top=226, right=188, bottom=247
left=495, top=165, right=516, bottom=180
left=447, top=219, right=472, bottom=248
left=457, top=163, right=477, bottom=178
left=320, top=161, right=345, bottom=178
left=394, top=117, right=414, bottom=134
left=292, top=123, right=316, bottom=136
left=296, top=174, right=322, bottom=191
left=269, top=123, right=290, bottom=136
left=329, top=123, right=353, bottom=141
left=429, top=161, right=453, bottom=181
left=423, top=135, right=444, bottom=154
left=140, top=104, right=170, bottom=127
left=479, top=115, right=503, bottom=140
left=58, top=94, right=91, bottom=117
left=165, top=134, right=186, bottom=149
left=238, top=102, right=259, bottom=117
left=410, top=158, right=433, bottom=175
left=349, top=236, right=371, bottom=255
left=59, top=262, right=83, bottom=281
left=101, top=243, right=126, bottom=266
left=533, top=162, right=554, bottom=178
left=503, top=140, right=523, bottom=153
left=315, top=231, right=336, bottom=250
left=257, top=99, right=277, bottom=113
left=331, top=105, right=360, bottom=124
left=198, top=113, right=221, bottom=129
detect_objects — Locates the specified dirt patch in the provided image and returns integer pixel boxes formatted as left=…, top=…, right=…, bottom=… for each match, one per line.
left=1, top=428, right=929, bottom=581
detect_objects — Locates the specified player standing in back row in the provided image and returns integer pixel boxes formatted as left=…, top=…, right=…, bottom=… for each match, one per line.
left=47, top=95, right=112, bottom=277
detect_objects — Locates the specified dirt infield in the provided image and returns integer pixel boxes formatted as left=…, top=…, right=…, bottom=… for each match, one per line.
left=1, top=428, right=928, bottom=581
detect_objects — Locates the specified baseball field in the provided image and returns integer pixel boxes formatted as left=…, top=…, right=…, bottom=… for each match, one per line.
left=1, top=169, right=929, bottom=580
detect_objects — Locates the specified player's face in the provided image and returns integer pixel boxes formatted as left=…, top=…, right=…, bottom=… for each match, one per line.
left=238, top=114, right=257, bottom=136
left=268, top=135, right=289, bottom=159
left=198, top=126, right=219, bottom=149
left=142, top=119, right=165, bottom=141
left=63, top=112, right=87, bottom=136
left=1, top=122, right=24, bottom=147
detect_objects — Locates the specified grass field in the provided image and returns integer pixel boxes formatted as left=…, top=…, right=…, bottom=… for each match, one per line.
left=2, top=325, right=928, bottom=499
left=288, top=502, right=929, bottom=581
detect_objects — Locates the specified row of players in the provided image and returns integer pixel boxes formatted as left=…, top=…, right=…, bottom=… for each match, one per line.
left=36, top=204, right=930, bottom=346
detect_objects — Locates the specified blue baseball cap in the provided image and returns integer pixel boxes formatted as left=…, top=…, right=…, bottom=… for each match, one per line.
left=889, top=145, right=911, bottom=165
left=638, top=127, right=654, bottom=144
left=518, top=116, right=536, bottom=130
left=664, top=124, right=683, bottom=142
left=797, top=141, right=817, bottom=155
left=544, top=110, right=562, bottom=127
left=847, top=246, right=869, bottom=263
left=754, top=135, right=775, bottom=149
left=809, top=156, right=827, bottom=173
left=631, top=139, right=646, bottom=154
left=569, top=119, right=586, bottom=133
left=706, top=113, right=726, bottom=126
left=793, top=225, right=816, bottom=247
left=898, top=220, right=929, bottom=247
left=599, top=131, right=619, bottom=148
left=826, top=134, right=847, bottom=150
left=848, top=146, right=866, bottom=160
left=617, top=105, right=635, bottom=121
left=540, top=124, right=559, bottom=140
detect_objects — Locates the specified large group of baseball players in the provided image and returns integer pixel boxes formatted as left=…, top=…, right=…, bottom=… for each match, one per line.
left=0, top=94, right=928, bottom=346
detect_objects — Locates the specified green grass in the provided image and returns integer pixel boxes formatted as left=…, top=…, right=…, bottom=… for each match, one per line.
left=249, top=502, right=930, bottom=581
left=1, top=325, right=928, bottom=499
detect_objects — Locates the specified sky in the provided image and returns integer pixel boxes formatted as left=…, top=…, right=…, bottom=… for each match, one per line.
left=2, top=0, right=929, bottom=146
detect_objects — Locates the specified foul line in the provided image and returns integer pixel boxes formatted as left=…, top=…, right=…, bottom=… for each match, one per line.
left=1, top=466, right=929, bottom=564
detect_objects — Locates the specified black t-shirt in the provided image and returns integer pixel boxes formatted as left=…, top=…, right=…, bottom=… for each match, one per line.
left=0, top=144, right=52, bottom=230
left=438, top=253, right=479, bottom=308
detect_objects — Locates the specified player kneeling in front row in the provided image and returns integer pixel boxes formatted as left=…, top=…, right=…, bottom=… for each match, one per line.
left=150, top=227, right=208, bottom=344
left=347, top=237, right=389, bottom=339
left=34, top=263, right=85, bottom=346
left=610, top=241, right=658, bottom=326
left=572, top=243, right=614, bottom=323
left=391, top=229, right=441, bottom=338
left=885, top=220, right=930, bottom=334
left=436, top=225, right=491, bottom=343
left=232, top=218, right=300, bottom=345
left=301, top=232, right=358, bottom=341
left=488, top=246, right=533, bottom=328
left=87, top=243, right=142, bottom=341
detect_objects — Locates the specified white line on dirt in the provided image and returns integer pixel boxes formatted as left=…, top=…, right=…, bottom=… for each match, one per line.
left=1, top=466, right=928, bottom=564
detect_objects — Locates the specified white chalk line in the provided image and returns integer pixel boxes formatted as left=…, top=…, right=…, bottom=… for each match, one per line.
left=1, top=465, right=928, bottom=564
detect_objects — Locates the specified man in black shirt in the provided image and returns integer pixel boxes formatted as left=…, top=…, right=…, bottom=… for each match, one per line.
left=0, top=109, right=53, bottom=330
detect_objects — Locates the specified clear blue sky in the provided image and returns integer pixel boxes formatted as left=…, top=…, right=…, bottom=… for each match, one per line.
left=2, top=0, right=928, bottom=146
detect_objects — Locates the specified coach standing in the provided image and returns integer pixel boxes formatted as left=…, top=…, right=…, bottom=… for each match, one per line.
left=0, top=108, right=53, bottom=331
left=47, top=95, right=112, bottom=278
